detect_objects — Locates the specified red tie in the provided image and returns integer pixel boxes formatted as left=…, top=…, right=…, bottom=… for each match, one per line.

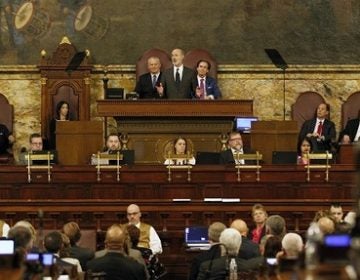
left=200, top=78, right=205, bottom=99
left=317, top=121, right=323, bottom=135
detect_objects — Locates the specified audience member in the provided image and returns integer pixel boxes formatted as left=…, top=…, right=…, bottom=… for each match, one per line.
left=91, top=133, right=121, bottom=165
left=317, top=216, right=335, bottom=235
left=0, top=123, right=14, bottom=154
left=219, top=131, right=250, bottom=164
left=339, top=110, right=360, bottom=143
left=249, top=204, right=268, bottom=244
left=298, top=103, right=336, bottom=152
left=279, top=233, right=303, bottom=258
left=230, top=219, right=261, bottom=260
left=87, top=224, right=147, bottom=279
left=197, top=228, right=263, bottom=280
left=7, top=226, right=33, bottom=260
left=126, top=204, right=162, bottom=255
left=44, top=231, right=79, bottom=276
left=62, top=221, right=94, bottom=270
left=191, top=59, right=221, bottom=100
left=265, top=215, right=287, bottom=240
left=49, top=101, right=71, bottom=149
left=262, top=236, right=282, bottom=258
left=188, top=221, right=226, bottom=280
left=13, top=220, right=37, bottom=249
left=158, top=48, right=194, bottom=99
left=135, top=56, right=163, bottom=99
left=60, top=233, right=83, bottom=273
left=0, top=218, right=10, bottom=237
left=18, top=133, right=44, bottom=164
left=297, top=137, right=312, bottom=165
left=164, top=136, right=195, bottom=165
left=329, top=203, right=344, bottom=223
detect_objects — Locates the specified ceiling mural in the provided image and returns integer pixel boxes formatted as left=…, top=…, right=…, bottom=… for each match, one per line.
left=0, top=0, right=359, bottom=65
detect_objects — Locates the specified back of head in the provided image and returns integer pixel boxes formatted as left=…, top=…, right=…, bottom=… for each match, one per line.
left=8, top=226, right=33, bottom=251
left=230, top=219, right=248, bottom=236
left=208, top=222, right=226, bottom=243
left=13, top=220, right=37, bottom=243
left=266, top=215, right=286, bottom=238
left=105, top=224, right=125, bottom=251
left=263, top=235, right=282, bottom=258
left=317, top=216, right=335, bottom=235
left=219, top=228, right=242, bottom=257
left=62, top=222, right=81, bottom=246
left=281, top=233, right=304, bottom=258
left=126, top=224, right=140, bottom=247
left=44, top=231, right=63, bottom=253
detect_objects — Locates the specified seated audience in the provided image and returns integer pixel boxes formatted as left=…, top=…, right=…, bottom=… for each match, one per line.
left=191, top=59, right=221, bottom=100
left=297, top=137, right=312, bottom=165
left=135, top=56, right=163, bottom=99
left=264, top=215, right=287, bottom=240
left=262, top=236, right=282, bottom=258
left=44, top=231, right=78, bottom=277
left=230, top=219, right=261, bottom=260
left=189, top=221, right=226, bottom=280
left=219, top=131, right=252, bottom=164
left=249, top=203, right=268, bottom=244
left=49, top=101, right=71, bottom=149
left=317, top=216, right=335, bottom=235
left=87, top=224, right=147, bottom=279
left=62, top=221, right=94, bottom=270
left=298, top=103, right=336, bottom=152
left=0, top=122, right=14, bottom=155
left=13, top=220, right=37, bottom=250
left=7, top=226, right=33, bottom=260
left=279, top=233, right=303, bottom=259
left=339, top=110, right=360, bottom=143
left=0, top=218, right=10, bottom=237
left=126, top=204, right=162, bottom=255
left=197, top=228, right=263, bottom=280
left=164, top=137, right=196, bottom=165
left=60, top=233, right=83, bottom=273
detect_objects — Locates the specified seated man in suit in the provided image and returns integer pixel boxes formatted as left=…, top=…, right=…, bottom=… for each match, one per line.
left=91, top=133, right=121, bottom=165
left=0, top=123, right=14, bottom=154
left=191, top=59, right=221, bottom=100
left=135, top=56, right=163, bottom=99
left=219, top=131, right=250, bottom=164
left=298, top=103, right=336, bottom=152
left=157, top=48, right=194, bottom=99
left=339, top=111, right=360, bottom=144
left=18, top=133, right=44, bottom=164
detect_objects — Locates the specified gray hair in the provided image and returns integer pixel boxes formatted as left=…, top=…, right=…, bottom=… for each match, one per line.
left=219, top=228, right=242, bottom=257
left=266, top=215, right=286, bottom=238
left=281, top=233, right=303, bottom=257
left=208, top=222, right=226, bottom=242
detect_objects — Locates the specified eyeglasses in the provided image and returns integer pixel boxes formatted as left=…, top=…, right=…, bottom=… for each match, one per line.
left=127, top=212, right=139, bottom=216
left=229, top=137, right=242, bottom=141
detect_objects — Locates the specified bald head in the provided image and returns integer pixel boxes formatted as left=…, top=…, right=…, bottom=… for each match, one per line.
left=171, top=48, right=185, bottom=67
left=230, top=219, right=248, bottom=236
left=317, top=217, right=335, bottom=235
left=105, top=224, right=125, bottom=250
left=127, top=204, right=142, bottom=225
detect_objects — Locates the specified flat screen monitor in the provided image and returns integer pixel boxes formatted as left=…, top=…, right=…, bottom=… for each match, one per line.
left=235, top=117, right=258, bottom=133
left=185, top=226, right=209, bottom=247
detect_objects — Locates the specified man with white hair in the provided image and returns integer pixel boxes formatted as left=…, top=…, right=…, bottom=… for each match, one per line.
left=281, top=233, right=304, bottom=258
left=197, top=228, right=263, bottom=279
left=126, top=204, right=162, bottom=255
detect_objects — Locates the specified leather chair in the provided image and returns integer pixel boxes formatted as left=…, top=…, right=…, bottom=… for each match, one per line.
left=341, top=91, right=360, bottom=129
left=0, top=93, right=14, bottom=163
left=136, top=48, right=172, bottom=80
left=183, top=48, right=218, bottom=79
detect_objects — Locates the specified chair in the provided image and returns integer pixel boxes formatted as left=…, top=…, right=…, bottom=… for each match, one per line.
left=341, top=91, right=360, bottom=129
left=136, top=48, right=172, bottom=80
left=0, top=93, right=14, bottom=163
left=291, top=91, right=326, bottom=130
left=183, top=48, right=218, bottom=79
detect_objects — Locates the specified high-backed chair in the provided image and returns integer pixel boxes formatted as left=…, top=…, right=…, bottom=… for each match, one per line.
left=341, top=91, right=360, bottom=129
left=183, top=48, right=218, bottom=79
left=136, top=48, right=172, bottom=80
left=291, top=91, right=326, bottom=130
left=0, top=94, right=14, bottom=162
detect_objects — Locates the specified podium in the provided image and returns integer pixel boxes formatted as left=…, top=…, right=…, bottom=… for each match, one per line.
left=251, top=121, right=298, bottom=164
left=337, top=144, right=357, bottom=164
left=56, top=121, right=103, bottom=165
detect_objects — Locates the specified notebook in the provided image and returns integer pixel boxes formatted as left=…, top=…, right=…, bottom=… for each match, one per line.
left=185, top=226, right=210, bottom=248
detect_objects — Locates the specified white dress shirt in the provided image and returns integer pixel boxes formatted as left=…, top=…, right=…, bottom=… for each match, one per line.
left=355, top=123, right=360, bottom=141
left=231, top=148, right=245, bottom=164
left=174, top=65, right=184, bottom=81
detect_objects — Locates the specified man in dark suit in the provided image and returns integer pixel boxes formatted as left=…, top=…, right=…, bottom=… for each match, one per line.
left=87, top=224, right=146, bottom=280
left=339, top=114, right=360, bottom=144
left=158, top=48, right=194, bottom=99
left=188, top=222, right=226, bottom=280
left=219, top=131, right=251, bottom=164
left=298, top=103, right=336, bottom=152
left=196, top=228, right=263, bottom=280
left=135, top=56, right=163, bottom=99
left=191, top=60, right=221, bottom=100
left=230, top=219, right=260, bottom=260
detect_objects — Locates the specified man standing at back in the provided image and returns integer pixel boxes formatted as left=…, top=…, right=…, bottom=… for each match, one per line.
left=158, top=48, right=194, bottom=99
left=135, top=56, right=163, bottom=99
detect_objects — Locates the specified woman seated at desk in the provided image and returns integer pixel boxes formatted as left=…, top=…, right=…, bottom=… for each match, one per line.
left=164, top=137, right=196, bottom=165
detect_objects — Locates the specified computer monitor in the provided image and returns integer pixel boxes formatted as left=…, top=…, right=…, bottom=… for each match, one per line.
left=234, top=117, right=258, bottom=133
left=105, top=88, right=124, bottom=99
left=185, top=226, right=209, bottom=247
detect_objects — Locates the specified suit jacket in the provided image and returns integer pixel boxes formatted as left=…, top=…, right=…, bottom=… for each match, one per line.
left=87, top=251, right=146, bottom=280
left=339, top=118, right=360, bottom=142
left=197, top=256, right=263, bottom=280
left=135, top=72, right=163, bottom=99
left=219, top=148, right=253, bottom=164
left=191, top=76, right=222, bottom=99
left=298, top=118, right=336, bottom=152
left=161, top=66, right=194, bottom=99
left=69, top=245, right=94, bottom=271
left=189, top=244, right=221, bottom=280
left=238, top=237, right=261, bottom=260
